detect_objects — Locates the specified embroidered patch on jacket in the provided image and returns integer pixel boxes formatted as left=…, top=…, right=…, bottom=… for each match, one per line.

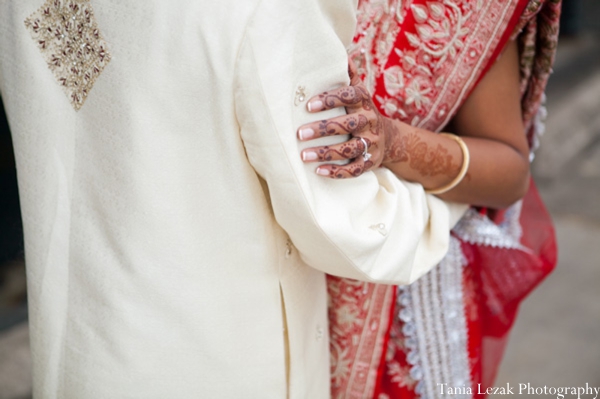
left=24, top=0, right=111, bottom=110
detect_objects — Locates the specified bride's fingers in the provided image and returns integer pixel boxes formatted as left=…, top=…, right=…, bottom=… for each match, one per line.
left=315, top=157, right=375, bottom=179
left=306, top=84, right=373, bottom=113
left=301, top=137, right=370, bottom=163
left=297, top=113, right=370, bottom=141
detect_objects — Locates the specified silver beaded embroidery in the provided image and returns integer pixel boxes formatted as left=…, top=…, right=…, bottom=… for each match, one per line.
left=24, top=0, right=111, bottom=110
left=398, top=237, right=472, bottom=399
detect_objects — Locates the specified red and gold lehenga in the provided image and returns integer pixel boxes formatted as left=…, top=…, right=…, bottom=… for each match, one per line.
left=327, top=1, right=561, bottom=398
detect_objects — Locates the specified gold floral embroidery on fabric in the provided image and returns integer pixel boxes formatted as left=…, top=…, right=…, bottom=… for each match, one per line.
left=24, top=0, right=111, bottom=110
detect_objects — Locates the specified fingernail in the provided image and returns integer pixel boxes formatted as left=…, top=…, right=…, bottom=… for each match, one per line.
left=316, top=167, right=330, bottom=176
left=302, top=151, right=318, bottom=161
left=298, top=128, right=315, bottom=140
left=307, top=100, right=323, bottom=112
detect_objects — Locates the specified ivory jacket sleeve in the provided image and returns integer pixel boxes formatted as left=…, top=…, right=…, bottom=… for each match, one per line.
left=234, top=0, right=468, bottom=285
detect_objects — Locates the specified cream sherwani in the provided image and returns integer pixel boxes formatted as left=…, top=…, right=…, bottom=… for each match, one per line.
left=0, top=0, right=467, bottom=397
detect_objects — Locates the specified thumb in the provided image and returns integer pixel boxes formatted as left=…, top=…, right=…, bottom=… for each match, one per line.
left=348, top=59, right=362, bottom=86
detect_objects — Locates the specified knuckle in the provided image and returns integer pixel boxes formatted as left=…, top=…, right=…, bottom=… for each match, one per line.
left=318, top=147, right=333, bottom=161
left=346, top=116, right=360, bottom=132
left=349, top=86, right=361, bottom=101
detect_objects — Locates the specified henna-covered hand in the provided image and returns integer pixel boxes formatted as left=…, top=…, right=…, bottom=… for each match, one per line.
left=297, top=61, right=462, bottom=185
left=297, top=61, right=384, bottom=179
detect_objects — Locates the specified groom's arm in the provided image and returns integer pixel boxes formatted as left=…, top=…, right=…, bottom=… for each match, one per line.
left=235, top=0, right=467, bottom=284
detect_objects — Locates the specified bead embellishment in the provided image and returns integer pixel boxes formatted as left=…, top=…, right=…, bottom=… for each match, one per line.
left=285, top=239, right=293, bottom=258
left=316, top=325, right=324, bottom=341
left=24, top=0, right=112, bottom=110
left=294, top=86, right=307, bottom=106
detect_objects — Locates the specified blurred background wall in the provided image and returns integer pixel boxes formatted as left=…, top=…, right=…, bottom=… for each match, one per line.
left=0, top=1, right=599, bottom=397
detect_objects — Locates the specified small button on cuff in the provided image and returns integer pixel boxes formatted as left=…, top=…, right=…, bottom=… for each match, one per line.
left=370, top=223, right=388, bottom=236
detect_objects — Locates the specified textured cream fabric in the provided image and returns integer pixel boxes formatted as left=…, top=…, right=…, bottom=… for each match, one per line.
left=0, top=0, right=467, bottom=398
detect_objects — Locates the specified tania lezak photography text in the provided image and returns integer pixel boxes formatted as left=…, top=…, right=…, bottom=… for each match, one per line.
left=438, top=383, right=600, bottom=398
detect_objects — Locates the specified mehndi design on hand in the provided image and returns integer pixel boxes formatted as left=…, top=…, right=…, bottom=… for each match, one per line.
left=298, top=62, right=385, bottom=179
left=384, top=120, right=461, bottom=179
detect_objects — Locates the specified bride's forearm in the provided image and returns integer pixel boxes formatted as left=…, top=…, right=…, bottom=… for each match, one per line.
left=381, top=118, right=530, bottom=209
left=438, top=133, right=530, bottom=208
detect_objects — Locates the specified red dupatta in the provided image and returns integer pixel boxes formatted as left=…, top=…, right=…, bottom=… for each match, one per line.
left=327, top=0, right=561, bottom=397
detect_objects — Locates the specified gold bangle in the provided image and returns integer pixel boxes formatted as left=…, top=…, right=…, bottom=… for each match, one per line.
left=425, top=133, right=470, bottom=195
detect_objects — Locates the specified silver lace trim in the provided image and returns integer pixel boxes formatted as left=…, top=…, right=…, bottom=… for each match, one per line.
left=452, top=204, right=526, bottom=250
left=530, top=93, right=548, bottom=160
left=398, top=237, right=472, bottom=399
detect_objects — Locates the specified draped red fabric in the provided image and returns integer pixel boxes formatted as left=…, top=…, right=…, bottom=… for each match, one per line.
left=328, top=1, right=561, bottom=398
left=476, top=180, right=558, bottom=390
